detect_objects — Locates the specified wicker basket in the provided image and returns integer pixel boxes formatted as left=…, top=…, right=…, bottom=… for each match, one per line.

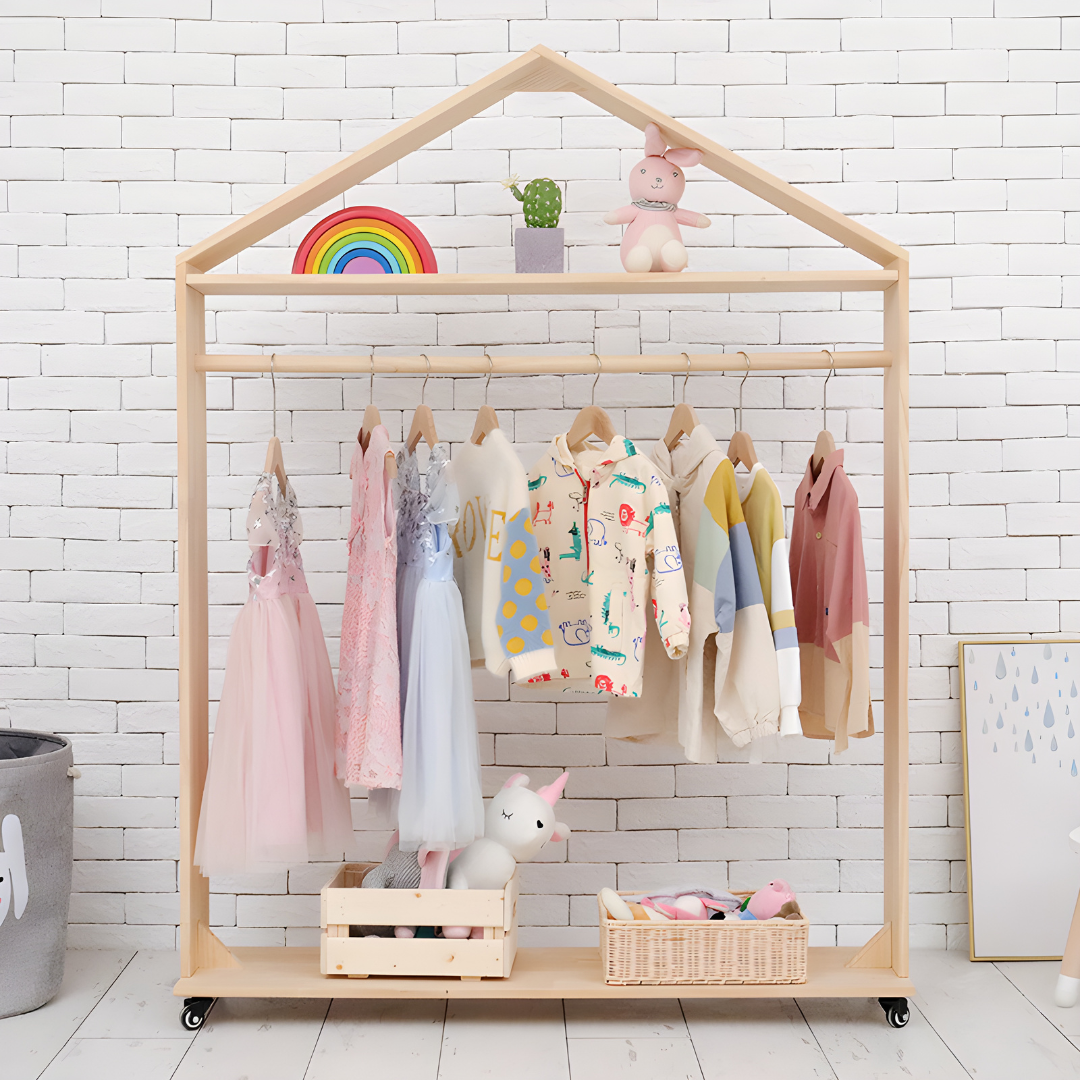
left=598, top=891, right=808, bottom=986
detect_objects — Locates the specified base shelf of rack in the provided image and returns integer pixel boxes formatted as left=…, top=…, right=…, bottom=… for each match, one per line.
left=173, top=945, right=914, bottom=1000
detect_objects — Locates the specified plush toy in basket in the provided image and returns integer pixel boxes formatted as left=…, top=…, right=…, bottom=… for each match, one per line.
left=598, top=881, right=808, bottom=986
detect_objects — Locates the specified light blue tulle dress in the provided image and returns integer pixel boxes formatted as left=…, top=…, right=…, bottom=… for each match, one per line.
left=391, top=445, right=484, bottom=852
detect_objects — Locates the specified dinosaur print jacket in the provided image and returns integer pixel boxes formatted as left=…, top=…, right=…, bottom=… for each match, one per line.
left=527, top=433, right=690, bottom=697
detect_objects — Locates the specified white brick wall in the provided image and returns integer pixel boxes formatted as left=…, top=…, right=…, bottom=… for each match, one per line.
left=1, top=5, right=1077, bottom=955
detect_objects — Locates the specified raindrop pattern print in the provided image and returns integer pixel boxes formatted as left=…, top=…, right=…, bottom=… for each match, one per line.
left=964, top=640, right=1080, bottom=849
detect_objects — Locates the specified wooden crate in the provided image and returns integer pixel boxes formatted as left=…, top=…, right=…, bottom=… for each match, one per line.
left=320, top=863, right=518, bottom=980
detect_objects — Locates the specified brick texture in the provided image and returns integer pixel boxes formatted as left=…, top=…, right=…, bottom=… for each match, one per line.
left=1, top=6, right=1076, bottom=954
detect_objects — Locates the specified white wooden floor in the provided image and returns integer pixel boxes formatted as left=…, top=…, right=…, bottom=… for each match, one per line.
left=5, top=950, right=1080, bottom=1080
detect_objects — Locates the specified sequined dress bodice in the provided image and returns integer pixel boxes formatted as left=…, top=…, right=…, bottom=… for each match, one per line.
left=245, top=473, right=309, bottom=600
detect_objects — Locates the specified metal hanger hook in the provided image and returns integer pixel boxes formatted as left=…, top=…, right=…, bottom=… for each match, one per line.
left=484, top=351, right=493, bottom=405
left=737, top=351, right=750, bottom=431
left=821, top=349, right=835, bottom=429
left=591, top=353, right=601, bottom=407
left=269, top=352, right=277, bottom=439
left=681, top=352, right=691, bottom=404
left=421, top=354, right=430, bottom=405
left=369, top=350, right=375, bottom=404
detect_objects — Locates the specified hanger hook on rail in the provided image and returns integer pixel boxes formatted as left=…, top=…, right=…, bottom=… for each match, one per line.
left=821, top=349, right=836, bottom=430
left=736, top=351, right=750, bottom=431
left=591, top=353, right=601, bottom=407
left=421, top=354, right=430, bottom=405
left=369, top=350, right=375, bottom=405
left=270, top=352, right=277, bottom=439
left=484, top=350, right=493, bottom=406
left=681, top=352, right=691, bottom=404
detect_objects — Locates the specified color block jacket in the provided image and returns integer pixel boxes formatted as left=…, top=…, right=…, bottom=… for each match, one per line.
left=606, top=425, right=780, bottom=756
left=789, top=449, right=873, bottom=752
left=527, top=433, right=689, bottom=698
left=450, top=428, right=556, bottom=683
left=735, top=463, right=802, bottom=737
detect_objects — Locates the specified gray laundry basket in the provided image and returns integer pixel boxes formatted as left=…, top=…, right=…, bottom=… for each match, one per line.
left=0, top=730, right=75, bottom=1018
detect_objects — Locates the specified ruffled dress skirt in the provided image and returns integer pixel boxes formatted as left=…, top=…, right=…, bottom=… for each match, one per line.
left=397, top=523, right=485, bottom=852
left=195, top=569, right=353, bottom=876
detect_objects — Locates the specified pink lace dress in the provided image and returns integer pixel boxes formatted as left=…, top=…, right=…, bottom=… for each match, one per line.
left=194, top=473, right=354, bottom=876
left=336, top=424, right=401, bottom=791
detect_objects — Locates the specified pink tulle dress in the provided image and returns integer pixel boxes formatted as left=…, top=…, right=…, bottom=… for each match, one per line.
left=336, top=425, right=401, bottom=791
left=194, top=473, right=354, bottom=876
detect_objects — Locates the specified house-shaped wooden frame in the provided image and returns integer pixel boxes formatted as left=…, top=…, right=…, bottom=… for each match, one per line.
left=175, top=45, right=911, bottom=1013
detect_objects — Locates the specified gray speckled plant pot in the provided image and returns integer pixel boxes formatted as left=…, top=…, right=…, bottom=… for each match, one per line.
left=515, top=227, right=564, bottom=274
left=0, top=731, right=74, bottom=1019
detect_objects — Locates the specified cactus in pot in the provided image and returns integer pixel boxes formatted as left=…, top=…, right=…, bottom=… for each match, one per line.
left=503, top=175, right=565, bottom=273
left=504, top=176, right=562, bottom=228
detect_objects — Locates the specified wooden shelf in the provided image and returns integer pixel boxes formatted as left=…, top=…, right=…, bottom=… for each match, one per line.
left=185, top=270, right=898, bottom=297
left=174, top=946, right=915, bottom=1001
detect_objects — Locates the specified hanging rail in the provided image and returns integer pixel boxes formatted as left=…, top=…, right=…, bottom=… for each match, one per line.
left=196, top=350, right=891, bottom=375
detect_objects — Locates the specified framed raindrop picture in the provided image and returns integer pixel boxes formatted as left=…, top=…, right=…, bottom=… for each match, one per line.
left=960, top=640, right=1080, bottom=960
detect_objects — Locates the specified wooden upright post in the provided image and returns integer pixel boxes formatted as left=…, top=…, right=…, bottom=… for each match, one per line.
left=177, top=264, right=211, bottom=977
left=882, top=257, right=911, bottom=977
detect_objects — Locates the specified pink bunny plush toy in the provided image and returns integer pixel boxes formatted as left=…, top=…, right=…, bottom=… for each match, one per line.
left=604, top=122, right=710, bottom=273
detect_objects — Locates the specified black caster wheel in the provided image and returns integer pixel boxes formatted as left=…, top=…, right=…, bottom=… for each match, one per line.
left=180, top=996, right=215, bottom=1031
left=879, top=996, right=910, bottom=1028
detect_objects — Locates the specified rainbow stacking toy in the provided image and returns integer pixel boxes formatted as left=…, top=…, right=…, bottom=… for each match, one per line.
left=291, top=206, right=438, bottom=276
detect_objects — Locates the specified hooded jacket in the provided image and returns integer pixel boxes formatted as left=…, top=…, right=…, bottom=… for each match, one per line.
left=789, top=448, right=873, bottom=752
left=527, top=433, right=689, bottom=698
left=606, top=425, right=780, bottom=756
left=450, top=428, right=556, bottom=683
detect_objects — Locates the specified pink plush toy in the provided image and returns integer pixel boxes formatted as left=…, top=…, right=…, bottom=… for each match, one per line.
left=604, top=123, right=710, bottom=273
left=746, top=878, right=797, bottom=920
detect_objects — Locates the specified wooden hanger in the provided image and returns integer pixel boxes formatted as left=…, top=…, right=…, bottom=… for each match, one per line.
left=470, top=353, right=500, bottom=445
left=264, top=354, right=289, bottom=492
left=567, top=355, right=617, bottom=450
left=811, top=351, right=837, bottom=479
left=264, top=436, right=288, bottom=494
left=665, top=403, right=698, bottom=451
left=726, top=351, right=758, bottom=470
left=407, top=354, right=439, bottom=454
left=664, top=353, right=698, bottom=450
left=355, top=357, right=396, bottom=477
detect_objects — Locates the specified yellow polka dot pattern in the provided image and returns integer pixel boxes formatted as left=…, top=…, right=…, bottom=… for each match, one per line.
left=496, top=508, right=555, bottom=672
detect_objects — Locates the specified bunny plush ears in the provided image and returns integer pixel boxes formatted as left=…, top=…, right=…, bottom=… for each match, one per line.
left=643, top=122, right=703, bottom=169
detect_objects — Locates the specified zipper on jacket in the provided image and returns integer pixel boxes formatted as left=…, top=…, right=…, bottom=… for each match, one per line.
left=574, top=467, right=590, bottom=579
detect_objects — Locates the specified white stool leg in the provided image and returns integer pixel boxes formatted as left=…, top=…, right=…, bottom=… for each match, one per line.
left=1056, top=888, right=1080, bottom=1007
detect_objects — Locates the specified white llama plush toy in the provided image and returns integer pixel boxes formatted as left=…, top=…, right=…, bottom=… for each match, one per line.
left=443, top=772, right=569, bottom=937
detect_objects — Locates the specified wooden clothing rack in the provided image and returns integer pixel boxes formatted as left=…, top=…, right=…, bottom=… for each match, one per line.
left=174, top=47, right=911, bottom=1017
